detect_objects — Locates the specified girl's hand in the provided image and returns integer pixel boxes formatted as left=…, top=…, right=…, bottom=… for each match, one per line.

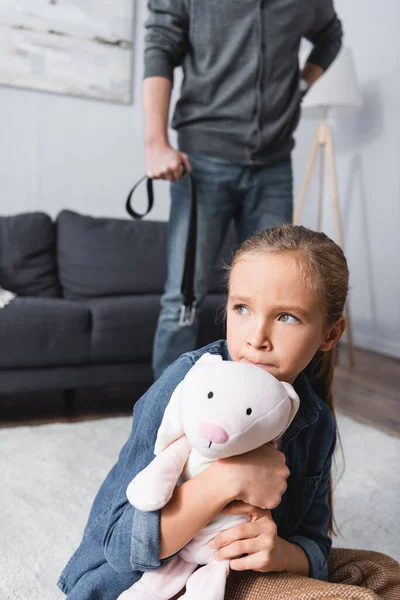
left=209, top=501, right=287, bottom=572
left=219, top=442, right=290, bottom=510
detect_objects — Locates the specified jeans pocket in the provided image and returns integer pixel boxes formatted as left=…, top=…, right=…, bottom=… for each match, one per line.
left=186, top=153, right=238, bottom=187
left=188, top=152, right=233, bottom=170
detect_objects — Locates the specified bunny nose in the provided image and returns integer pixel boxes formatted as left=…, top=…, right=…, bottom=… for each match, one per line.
left=199, top=422, right=229, bottom=444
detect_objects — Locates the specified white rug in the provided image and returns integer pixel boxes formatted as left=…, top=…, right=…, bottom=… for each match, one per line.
left=0, top=413, right=399, bottom=600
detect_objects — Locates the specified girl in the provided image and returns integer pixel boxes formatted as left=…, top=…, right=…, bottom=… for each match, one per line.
left=58, top=224, right=348, bottom=599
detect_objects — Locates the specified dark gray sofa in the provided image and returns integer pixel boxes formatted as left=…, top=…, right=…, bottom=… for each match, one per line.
left=0, top=210, right=232, bottom=396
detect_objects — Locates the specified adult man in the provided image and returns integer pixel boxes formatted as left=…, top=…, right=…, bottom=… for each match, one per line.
left=144, top=0, right=343, bottom=379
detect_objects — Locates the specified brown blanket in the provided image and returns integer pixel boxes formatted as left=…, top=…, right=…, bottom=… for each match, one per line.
left=224, top=548, right=400, bottom=600
left=173, top=549, right=400, bottom=600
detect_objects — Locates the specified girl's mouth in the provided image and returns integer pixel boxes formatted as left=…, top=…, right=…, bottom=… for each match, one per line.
left=242, top=358, right=276, bottom=369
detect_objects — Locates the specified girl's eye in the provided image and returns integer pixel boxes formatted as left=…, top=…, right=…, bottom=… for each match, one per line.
left=279, top=313, right=299, bottom=324
left=234, top=304, right=249, bottom=315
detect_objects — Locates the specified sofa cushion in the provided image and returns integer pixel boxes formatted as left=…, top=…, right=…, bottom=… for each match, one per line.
left=85, top=294, right=226, bottom=365
left=83, top=296, right=160, bottom=363
left=0, top=298, right=91, bottom=368
left=57, top=210, right=168, bottom=299
left=0, top=212, right=60, bottom=297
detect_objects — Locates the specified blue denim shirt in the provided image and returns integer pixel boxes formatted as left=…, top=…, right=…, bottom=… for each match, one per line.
left=58, top=340, right=336, bottom=598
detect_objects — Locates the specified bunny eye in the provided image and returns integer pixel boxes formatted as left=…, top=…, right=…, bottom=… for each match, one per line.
left=246, top=408, right=252, bottom=415
left=208, top=392, right=214, bottom=399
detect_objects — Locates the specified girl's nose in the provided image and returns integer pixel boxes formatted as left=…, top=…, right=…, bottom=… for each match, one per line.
left=247, top=324, right=272, bottom=350
left=199, top=422, right=229, bottom=444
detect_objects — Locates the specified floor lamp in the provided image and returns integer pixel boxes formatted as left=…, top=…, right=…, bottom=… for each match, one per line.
left=293, top=47, right=362, bottom=367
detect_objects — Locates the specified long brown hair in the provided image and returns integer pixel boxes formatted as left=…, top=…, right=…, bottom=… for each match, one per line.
left=225, top=224, right=349, bottom=534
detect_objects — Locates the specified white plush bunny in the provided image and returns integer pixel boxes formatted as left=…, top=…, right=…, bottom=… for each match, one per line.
left=118, top=353, right=300, bottom=600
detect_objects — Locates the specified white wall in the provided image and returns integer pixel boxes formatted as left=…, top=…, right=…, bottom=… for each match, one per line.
left=293, top=0, right=400, bottom=357
left=0, top=1, right=172, bottom=222
left=0, top=0, right=399, bottom=357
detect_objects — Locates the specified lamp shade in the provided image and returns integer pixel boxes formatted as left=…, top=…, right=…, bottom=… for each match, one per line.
left=301, top=47, right=362, bottom=119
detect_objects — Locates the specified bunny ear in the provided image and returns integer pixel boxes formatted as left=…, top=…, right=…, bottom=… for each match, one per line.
left=280, top=381, right=300, bottom=427
left=196, top=352, right=223, bottom=366
left=154, top=380, right=184, bottom=455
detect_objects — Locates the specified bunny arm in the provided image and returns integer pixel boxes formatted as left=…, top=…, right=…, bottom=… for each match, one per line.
left=126, top=435, right=191, bottom=511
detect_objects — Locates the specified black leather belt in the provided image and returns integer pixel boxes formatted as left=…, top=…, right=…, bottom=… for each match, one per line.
left=126, top=173, right=197, bottom=326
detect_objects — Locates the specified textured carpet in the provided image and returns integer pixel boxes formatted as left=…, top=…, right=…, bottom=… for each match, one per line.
left=0, top=413, right=399, bottom=600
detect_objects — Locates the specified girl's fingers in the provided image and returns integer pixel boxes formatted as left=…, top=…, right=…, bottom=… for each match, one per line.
left=222, top=502, right=271, bottom=523
left=250, top=508, right=271, bottom=522
left=221, top=501, right=252, bottom=515
left=214, top=537, right=263, bottom=562
left=230, top=550, right=268, bottom=572
left=209, top=521, right=260, bottom=550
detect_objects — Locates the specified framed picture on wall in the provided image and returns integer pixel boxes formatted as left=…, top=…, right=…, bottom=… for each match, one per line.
left=0, top=1, right=135, bottom=103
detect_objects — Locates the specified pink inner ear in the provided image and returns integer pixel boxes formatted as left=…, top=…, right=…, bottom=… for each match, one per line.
left=199, top=422, right=229, bottom=444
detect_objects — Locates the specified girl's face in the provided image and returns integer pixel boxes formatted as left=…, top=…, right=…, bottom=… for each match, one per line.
left=227, top=252, right=344, bottom=384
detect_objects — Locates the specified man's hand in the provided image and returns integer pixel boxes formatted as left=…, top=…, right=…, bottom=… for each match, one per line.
left=301, top=62, right=324, bottom=87
left=145, top=142, right=191, bottom=182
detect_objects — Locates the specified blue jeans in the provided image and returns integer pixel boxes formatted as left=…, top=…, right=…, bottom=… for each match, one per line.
left=152, top=153, right=293, bottom=379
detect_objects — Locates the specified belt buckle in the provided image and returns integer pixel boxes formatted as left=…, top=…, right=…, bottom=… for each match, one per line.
left=179, top=304, right=196, bottom=327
